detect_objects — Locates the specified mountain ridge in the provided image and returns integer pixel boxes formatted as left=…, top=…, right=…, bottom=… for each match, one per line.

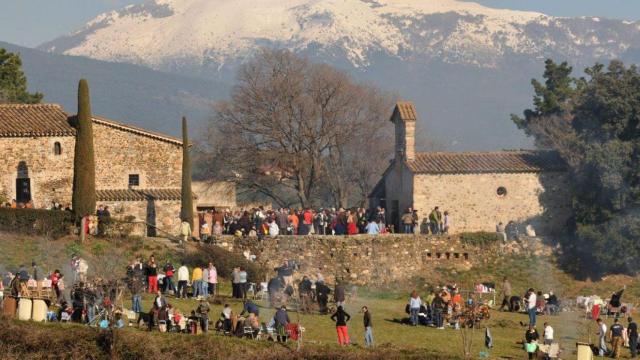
left=25, top=0, right=640, bottom=150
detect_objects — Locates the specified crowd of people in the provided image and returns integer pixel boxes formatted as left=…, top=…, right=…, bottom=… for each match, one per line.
left=196, top=205, right=453, bottom=240
left=2, top=252, right=638, bottom=355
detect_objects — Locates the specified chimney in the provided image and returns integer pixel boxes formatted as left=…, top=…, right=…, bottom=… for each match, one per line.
left=390, top=101, right=417, bottom=161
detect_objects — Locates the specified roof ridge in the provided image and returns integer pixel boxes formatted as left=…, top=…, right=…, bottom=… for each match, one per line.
left=0, top=103, right=62, bottom=108
left=91, top=115, right=183, bottom=146
left=414, top=150, right=543, bottom=156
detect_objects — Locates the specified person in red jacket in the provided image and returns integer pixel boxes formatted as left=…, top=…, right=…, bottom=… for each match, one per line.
left=50, top=269, right=61, bottom=300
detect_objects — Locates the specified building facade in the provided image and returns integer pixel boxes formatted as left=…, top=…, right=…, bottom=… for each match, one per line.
left=0, top=103, right=187, bottom=236
left=369, top=102, right=571, bottom=235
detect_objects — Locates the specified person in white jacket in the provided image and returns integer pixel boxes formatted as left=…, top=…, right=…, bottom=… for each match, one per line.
left=269, top=220, right=280, bottom=237
left=177, top=263, right=189, bottom=299
left=77, top=258, right=88, bottom=282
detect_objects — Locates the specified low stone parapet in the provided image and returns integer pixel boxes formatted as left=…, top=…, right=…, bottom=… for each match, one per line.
left=214, top=234, right=479, bottom=286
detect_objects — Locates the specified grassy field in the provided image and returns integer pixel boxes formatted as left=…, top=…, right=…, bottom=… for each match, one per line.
left=134, top=286, right=629, bottom=359
left=2, top=232, right=640, bottom=359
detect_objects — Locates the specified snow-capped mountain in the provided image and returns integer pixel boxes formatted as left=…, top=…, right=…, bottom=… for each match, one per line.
left=39, top=0, right=640, bottom=72
left=36, top=0, right=640, bottom=150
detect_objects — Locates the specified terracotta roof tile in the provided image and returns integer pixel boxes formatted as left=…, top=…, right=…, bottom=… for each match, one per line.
left=391, top=101, right=417, bottom=122
left=406, top=151, right=566, bottom=174
left=0, top=103, right=183, bottom=145
left=96, top=188, right=196, bottom=202
left=0, top=104, right=75, bottom=137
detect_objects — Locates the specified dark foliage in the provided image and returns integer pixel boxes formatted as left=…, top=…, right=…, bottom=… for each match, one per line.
left=514, top=59, right=640, bottom=277
left=0, top=208, right=74, bottom=239
left=71, top=79, right=96, bottom=219
left=0, top=48, right=42, bottom=104
left=181, top=244, right=266, bottom=283
left=180, top=116, right=194, bottom=225
left=459, top=232, right=500, bottom=248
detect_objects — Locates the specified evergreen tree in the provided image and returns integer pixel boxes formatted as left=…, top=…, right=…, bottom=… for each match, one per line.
left=0, top=48, right=42, bottom=104
left=180, top=116, right=194, bottom=225
left=515, top=60, right=640, bottom=277
left=72, top=79, right=96, bottom=219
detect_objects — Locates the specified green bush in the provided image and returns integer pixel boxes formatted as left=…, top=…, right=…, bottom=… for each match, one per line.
left=0, top=208, right=74, bottom=238
left=103, top=216, right=138, bottom=238
left=181, top=245, right=266, bottom=283
left=459, top=231, right=500, bottom=247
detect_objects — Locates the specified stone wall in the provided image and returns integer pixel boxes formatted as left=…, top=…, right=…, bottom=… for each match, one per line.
left=412, top=172, right=571, bottom=235
left=383, top=162, right=414, bottom=231
left=101, top=199, right=182, bottom=236
left=92, top=122, right=182, bottom=190
left=0, top=136, right=75, bottom=208
left=215, top=234, right=479, bottom=286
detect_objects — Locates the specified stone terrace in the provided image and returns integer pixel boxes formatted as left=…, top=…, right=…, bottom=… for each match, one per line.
left=216, top=235, right=484, bottom=286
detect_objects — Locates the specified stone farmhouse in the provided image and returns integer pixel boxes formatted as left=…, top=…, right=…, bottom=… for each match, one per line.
left=369, top=101, right=571, bottom=235
left=0, top=103, right=231, bottom=236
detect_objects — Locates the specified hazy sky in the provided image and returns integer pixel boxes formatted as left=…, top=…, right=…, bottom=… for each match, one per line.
left=2, top=0, right=640, bottom=48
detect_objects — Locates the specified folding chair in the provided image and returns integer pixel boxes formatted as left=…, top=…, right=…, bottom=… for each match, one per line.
left=246, top=283, right=256, bottom=299
left=243, top=326, right=256, bottom=339
left=256, top=282, right=268, bottom=301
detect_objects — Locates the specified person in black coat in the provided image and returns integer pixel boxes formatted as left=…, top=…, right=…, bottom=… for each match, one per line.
left=316, top=281, right=331, bottom=315
left=331, top=306, right=351, bottom=345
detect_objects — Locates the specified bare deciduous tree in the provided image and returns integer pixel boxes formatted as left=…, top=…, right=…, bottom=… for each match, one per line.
left=200, top=48, right=396, bottom=208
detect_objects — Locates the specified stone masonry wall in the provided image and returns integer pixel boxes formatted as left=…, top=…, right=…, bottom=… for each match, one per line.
left=412, top=172, right=571, bottom=235
left=216, top=235, right=479, bottom=286
left=92, top=122, right=182, bottom=190
left=0, top=136, right=75, bottom=208
left=101, top=199, right=182, bottom=236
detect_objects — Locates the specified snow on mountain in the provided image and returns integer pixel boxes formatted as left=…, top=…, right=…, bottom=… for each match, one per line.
left=35, top=0, right=640, bottom=151
left=40, top=0, right=639, bottom=72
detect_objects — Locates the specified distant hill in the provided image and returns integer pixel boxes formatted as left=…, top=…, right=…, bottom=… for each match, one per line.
left=0, top=41, right=229, bottom=138
left=37, top=0, right=640, bottom=150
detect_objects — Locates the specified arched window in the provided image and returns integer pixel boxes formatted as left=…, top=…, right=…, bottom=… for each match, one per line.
left=54, top=142, right=62, bottom=155
left=17, top=161, right=29, bottom=179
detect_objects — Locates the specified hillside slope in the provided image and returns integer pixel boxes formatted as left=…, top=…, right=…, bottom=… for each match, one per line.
left=1, top=42, right=228, bottom=137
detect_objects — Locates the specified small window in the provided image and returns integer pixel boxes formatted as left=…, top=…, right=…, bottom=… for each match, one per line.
left=128, top=174, right=140, bottom=187
left=54, top=142, right=62, bottom=155
left=497, top=186, right=507, bottom=197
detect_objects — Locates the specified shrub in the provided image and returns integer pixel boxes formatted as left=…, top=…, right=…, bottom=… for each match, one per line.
left=459, top=231, right=500, bottom=247
left=103, top=216, right=138, bottom=238
left=0, top=208, right=74, bottom=238
left=181, top=245, right=266, bottom=283
left=65, top=242, right=83, bottom=257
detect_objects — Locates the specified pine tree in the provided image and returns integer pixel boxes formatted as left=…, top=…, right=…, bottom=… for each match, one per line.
left=0, top=48, right=42, bottom=104
left=180, top=116, right=194, bottom=225
left=72, top=79, right=96, bottom=219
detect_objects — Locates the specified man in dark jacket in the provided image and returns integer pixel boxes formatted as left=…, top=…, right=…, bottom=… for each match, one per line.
left=363, top=306, right=373, bottom=347
left=628, top=317, right=638, bottom=358
left=298, top=276, right=313, bottom=313
left=274, top=306, right=290, bottom=343
left=316, top=281, right=331, bottom=314
left=276, top=262, right=294, bottom=287
left=197, top=299, right=210, bottom=333
left=267, top=276, right=284, bottom=307
left=432, top=293, right=446, bottom=329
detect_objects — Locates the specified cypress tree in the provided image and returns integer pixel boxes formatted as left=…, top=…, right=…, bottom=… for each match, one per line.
left=71, top=79, right=96, bottom=219
left=180, top=116, right=194, bottom=225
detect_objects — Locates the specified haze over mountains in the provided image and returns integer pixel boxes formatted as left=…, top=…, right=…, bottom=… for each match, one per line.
left=11, top=0, right=640, bottom=149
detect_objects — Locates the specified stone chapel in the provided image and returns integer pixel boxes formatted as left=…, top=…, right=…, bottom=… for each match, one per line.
left=369, top=101, right=571, bottom=235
